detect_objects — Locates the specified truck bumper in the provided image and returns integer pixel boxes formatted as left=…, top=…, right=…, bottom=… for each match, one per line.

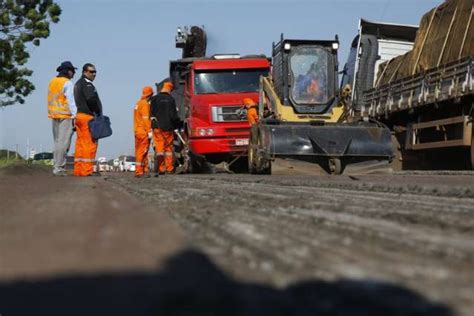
left=189, top=136, right=250, bottom=155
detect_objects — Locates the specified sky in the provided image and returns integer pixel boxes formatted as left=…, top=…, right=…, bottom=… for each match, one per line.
left=0, top=0, right=441, bottom=159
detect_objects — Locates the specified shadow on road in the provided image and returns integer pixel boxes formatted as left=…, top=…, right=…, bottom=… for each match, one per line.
left=0, top=249, right=453, bottom=316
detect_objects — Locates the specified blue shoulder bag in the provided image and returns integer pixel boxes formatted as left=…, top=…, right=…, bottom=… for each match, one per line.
left=88, top=114, right=113, bottom=140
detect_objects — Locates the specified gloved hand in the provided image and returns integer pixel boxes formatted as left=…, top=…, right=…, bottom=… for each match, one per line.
left=148, top=131, right=153, bottom=139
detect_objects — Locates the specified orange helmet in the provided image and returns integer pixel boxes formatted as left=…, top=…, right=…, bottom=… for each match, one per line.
left=141, top=86, right=153, bottom=98
left=243, top=97, right=256, bottom=109
left=161, top=81, right=174, bottom=93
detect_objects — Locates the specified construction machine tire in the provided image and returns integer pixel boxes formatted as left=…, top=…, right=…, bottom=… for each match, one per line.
left=328, top=158, right=343, bottom=175
left=249, top=126, right=271, bottom=175
left=248, top=126, right=258, bottom=174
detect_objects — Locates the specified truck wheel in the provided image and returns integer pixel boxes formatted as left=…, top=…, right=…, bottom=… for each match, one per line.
left=471, top=135, right=474, bottom=170
left=328, top=158, right=342, bottom=175
left=391, top=134, right=403, bottom=171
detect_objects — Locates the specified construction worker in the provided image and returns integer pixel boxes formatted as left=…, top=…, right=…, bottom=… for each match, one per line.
left=150, top=81, right=180, bottom=174
left=73, top=63, right=103, bottom=177
left=134, top=86, right=153, bottom=178
left=48, top=61, right=77, bottom=176
left=243, top=98, right=259, bottom=125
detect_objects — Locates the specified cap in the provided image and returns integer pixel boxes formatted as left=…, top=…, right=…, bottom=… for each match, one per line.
left=141, top=86, right=153, bottom=98
left=56, top=61, right=77, bottom=72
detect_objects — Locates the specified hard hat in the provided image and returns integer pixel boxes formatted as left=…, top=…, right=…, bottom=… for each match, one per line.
left=243, top=97, right=256, bottom=108
left=161, top=81, right=174, bottom=93
left=141, top=86, right=153, bottom=98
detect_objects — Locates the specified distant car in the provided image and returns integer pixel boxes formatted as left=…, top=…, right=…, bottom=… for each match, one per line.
left=32, top=152, right=54, bottom=166
left=33, top=152, right=53, bottom=160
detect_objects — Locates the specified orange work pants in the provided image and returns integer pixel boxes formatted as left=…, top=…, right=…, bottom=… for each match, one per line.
left=153, top=129, right=174, bottom=173
left=73, top=113, right=98, bottom=176
left=135, top=131, right=150, bottom=176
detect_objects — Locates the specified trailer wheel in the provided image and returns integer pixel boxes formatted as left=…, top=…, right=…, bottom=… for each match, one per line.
left=391, top=134, right=403, bottom=171
left=471, top=135, right=474, bottom=170
left=328, top=158, right=342, bottom=175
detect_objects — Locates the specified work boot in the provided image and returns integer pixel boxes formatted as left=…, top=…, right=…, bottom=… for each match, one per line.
left=53, top=170, right=68, bottom=177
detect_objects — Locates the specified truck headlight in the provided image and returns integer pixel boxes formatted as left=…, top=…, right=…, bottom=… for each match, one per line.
left=332, top=42, right=339, bottom=50
left=206, top=128, right=214, bottom=135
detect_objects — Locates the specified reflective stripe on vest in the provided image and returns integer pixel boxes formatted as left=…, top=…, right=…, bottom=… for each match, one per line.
left=155, top=152, right=173, bottom=157
left=48, top=77, right=72, bottom=119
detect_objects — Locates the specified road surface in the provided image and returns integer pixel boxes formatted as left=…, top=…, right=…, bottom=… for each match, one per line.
left=1, top=164, right=473, bottom=316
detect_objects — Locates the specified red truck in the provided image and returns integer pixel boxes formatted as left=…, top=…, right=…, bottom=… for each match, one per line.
left=170, top=55, right=270, bottom=172
left=167, top=26, right=270, bottom=172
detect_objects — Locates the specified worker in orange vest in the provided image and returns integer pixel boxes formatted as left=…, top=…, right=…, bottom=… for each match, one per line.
left=243, top=98, right=259, bottom=125
left=48, top=61, right=77, bottom=176
left=134, top=86, right=153, bottom=178
left=150, top=81, right=180, bottom=175
left=73, top=63, right=103, bottom=176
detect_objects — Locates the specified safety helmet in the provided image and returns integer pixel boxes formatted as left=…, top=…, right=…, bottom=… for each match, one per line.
left=141, top=86, right=153, bottom=98
left=161, top=81, right=174, bottom=93
left=243, top=97, right=256, bottom=109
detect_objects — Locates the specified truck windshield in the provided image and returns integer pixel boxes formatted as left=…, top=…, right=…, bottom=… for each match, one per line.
left=194, top=68, right=269, bottom=94
left=290, top=46, right=332, bottom=105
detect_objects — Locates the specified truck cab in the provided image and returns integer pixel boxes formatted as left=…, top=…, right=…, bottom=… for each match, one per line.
left=170, top=54, right=271, bottom=171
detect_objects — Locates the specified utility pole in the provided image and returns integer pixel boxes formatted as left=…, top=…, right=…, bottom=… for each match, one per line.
left=15, top=144, right=18, bottom=159
left=26, top=138, right=30, bottom=163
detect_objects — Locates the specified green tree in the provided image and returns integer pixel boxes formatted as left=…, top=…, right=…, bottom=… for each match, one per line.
left=0, top=0, right=61, bottom=107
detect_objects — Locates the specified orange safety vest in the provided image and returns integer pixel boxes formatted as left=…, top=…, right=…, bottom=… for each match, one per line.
left=247, top=106, right=259, bottom=125
left=47, top=77, right=72, bottom=119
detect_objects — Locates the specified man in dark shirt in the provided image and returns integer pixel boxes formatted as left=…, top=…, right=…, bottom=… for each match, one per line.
left=73, top=63, right=103, bottom=176
left=150, top=81, right=181, bottom=174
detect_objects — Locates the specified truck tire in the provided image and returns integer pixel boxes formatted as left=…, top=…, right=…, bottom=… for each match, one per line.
left=471, top=133, right=474, bottom=170
left=391, top=134, right=403, bottom=171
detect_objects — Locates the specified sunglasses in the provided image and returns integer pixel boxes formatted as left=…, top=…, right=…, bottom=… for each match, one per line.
left=87, top=70, right=97, bottom=74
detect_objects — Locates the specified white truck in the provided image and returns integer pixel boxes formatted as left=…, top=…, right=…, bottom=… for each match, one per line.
left=344, top=0, right=473, bottom=170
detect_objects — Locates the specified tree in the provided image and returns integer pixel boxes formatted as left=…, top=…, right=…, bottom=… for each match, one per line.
left=0, top=0, right=61, bottom=107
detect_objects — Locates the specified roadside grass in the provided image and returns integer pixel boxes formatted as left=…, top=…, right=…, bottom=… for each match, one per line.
left=0, top=150, right=52, bottom=171
left=0, top=150, right=24, bottom=168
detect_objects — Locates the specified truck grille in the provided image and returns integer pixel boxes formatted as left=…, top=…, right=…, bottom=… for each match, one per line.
left=211, top=106, right=247, bottom=122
